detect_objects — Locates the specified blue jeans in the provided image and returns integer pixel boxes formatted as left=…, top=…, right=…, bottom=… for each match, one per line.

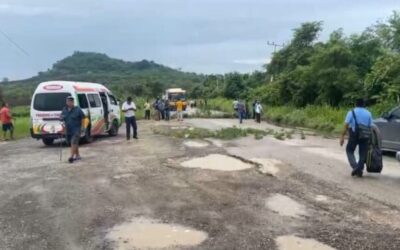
left=239, top=111, right=245, bottom=123
left=125, top=116, right=137, bottom=139
left=346, top=129, right=369, bottom=173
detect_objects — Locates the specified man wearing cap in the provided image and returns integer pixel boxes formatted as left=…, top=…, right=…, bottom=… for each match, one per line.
left=61, top=96, right=85, bottom=163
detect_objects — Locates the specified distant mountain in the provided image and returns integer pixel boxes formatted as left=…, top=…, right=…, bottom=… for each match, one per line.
left=1, top=52, right=205, bottom=105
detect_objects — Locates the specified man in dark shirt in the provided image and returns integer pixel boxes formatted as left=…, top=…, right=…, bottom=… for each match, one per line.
left=61, top=96, right=85, bottom=163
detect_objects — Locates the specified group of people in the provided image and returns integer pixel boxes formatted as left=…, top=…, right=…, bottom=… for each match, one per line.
left=0, top=102, right=14, bottom=140
left=149, top=98, right=185, bottom=122
left=233, top=99, right=263, bottom=124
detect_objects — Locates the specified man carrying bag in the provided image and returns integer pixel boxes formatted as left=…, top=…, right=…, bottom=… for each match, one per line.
left=340, top=99, right=372, bottom=177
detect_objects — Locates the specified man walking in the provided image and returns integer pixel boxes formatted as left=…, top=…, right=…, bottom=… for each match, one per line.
left=255, top=101, right=263, bottom=123
left=340, top=98, right=372, bottom=177
left=144, top=99, right=151, bottom=120
left=237, top=100, right=246, bottom=124
left=122, top=97, right=138, bottom=140
left=61, top=96, right=85, bottom=163
left=0, top=103, right=14, bottom=140
left=176, top=98, right=184, bottom=121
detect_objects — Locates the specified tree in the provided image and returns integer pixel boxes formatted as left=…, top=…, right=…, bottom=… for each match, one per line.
left=1, top=77, right=8, bottom=83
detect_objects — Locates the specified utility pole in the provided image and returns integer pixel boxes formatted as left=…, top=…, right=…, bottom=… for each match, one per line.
left=267, top=41, right=285, bottom=53
left=267, top=41, right=285, bottom=82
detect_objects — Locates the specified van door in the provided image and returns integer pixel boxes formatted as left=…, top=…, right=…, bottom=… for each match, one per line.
left=107, top=93, right=120, bottom=125
left=87, top=93, right=105, bottom=135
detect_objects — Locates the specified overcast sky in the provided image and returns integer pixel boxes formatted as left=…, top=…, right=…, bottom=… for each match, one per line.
left=0, top=0, right=399, bottom=80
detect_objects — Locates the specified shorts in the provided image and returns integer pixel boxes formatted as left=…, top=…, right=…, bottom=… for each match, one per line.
left=66, top=133, right=80, bottom=145
left=2, top=123, right=13, bottom=132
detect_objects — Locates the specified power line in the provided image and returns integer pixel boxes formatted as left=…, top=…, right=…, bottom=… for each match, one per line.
left=267, top=41, right=285, bottom=53
left=0, top=27, right=30, bottom=57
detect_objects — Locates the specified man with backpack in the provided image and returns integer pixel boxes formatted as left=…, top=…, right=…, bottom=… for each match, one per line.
left=340, top=98, right=372, bottom=177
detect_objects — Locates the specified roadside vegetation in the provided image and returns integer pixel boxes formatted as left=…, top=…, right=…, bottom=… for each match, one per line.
left=152, top=125, right=299, bottom=141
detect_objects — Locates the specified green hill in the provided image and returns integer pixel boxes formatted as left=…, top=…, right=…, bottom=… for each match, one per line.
left=1, top=52, right=205, bottom=105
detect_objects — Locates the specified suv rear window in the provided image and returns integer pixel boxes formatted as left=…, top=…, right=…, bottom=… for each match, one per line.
left=33, top=93, right=71, bottom=111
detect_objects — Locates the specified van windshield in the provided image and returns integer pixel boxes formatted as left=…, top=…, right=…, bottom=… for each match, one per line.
left=33, top=93, right=71, bottom=111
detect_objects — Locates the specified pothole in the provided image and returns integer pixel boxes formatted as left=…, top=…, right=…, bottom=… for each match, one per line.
left=251, top=158, right=281, bottom=176
left=315, top=195, right=329, bottom=202
left=266, top=194, right=307, bottom=218
left=276, top=235, right=336, bottom=250
left=183, top=140, right=209, bottom=148
left=105, top=218, right=208, bottom=249
left=181, top=154, right=253, bottom=171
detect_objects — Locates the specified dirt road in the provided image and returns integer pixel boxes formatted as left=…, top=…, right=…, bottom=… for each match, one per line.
left=0, top=119, right=399, bottom=250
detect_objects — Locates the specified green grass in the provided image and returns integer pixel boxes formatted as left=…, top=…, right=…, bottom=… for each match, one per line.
left=203, top=97, right=393, bottom=134
left=152, top=126, right=272, bottom=140
left=6, top=117, right=30, bottom=139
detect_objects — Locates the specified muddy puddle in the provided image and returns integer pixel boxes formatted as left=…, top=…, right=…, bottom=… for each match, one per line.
left=183, top=140, right=209, bottom=148
left=106, top=218, right=208, bottom=249
left=276, top=235, right=336, bottom=250
left=181, top=154, right=253, bottom=171
left=252, top=158, right=281, bottom=176
left=266, top=194, right=307, bottom=218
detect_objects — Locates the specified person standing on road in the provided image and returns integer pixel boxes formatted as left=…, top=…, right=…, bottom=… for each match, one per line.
left=61, top=97, right=85, bottom=163
left=144, top=99, right=151, bottom=120
left=122, top=97, right=138, bottom=140
left=237, top=100, right=246, bottom=124
left=233, top=99, right=239, bottom=117
left=252, top=100, right=257, bottom=120
left=164, top=99, right=170, bottom=121
left=0, top=103, right=14, bottom=140
left=340, top=98, right=372, bottom=177
left=176, top=98, right=184, bottom=121
left=255, top=101, right=263, bottom=123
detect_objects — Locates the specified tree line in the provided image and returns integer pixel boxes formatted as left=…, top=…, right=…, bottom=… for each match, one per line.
left=193, top=11, right=400, bottom=109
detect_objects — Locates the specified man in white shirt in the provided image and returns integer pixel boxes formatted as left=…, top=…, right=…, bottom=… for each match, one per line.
left=122, top=97, right=138, bottom=140
left=255, top=101, right=263, bottom=123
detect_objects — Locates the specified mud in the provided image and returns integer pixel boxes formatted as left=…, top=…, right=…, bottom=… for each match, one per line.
left=266, top=194, right=307, bottom=218
left=181, top=154, right=253, bottom=171
left=106, top=218, right=207, bottom=249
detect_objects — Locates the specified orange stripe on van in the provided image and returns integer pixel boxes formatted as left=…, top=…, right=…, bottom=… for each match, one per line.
left=73, top=85, right=96, bottom=92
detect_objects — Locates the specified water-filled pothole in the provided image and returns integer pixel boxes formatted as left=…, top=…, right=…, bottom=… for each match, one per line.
left=181, top=154, right=253, bottom=171
left=106, top=218, right=208, bottom=249
left=276, top=235, right=336, bottom=250
left=266, top=194, right=307, bottom=218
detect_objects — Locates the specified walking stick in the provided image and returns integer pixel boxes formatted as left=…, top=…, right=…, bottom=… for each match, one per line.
left=59, top=132, right=63, bottom=162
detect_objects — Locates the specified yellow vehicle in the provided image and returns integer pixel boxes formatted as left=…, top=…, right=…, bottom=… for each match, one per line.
left=165, top=88, right=187, bottom=111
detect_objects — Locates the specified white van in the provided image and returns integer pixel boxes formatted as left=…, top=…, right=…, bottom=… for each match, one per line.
left=30, top=81, right=121, bottom=145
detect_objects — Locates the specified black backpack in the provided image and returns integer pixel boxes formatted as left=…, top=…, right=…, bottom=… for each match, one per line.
left=366, top=128, right=383, bottom=173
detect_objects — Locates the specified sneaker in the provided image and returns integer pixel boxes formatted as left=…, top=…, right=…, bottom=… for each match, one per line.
left=356, top=171, right=363, bottom=178
left=133, top=136, right=138, bottom=139
left=74, top=156, right=82, bottom=161
left=351, top=169, right=358, bottom=177
left=68, top=157, right=74, bottom=163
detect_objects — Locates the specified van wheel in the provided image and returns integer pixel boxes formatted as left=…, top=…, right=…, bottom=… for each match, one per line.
left=109, top=121, right=118, bottom=136
left=42, top=138, right=54, bottom=146
left=83, top=127, right=93, bottom=143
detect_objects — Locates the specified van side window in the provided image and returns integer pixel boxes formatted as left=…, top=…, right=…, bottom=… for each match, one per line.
left=108, top=94, right=118, bottom=105
left=88, top=94, right=102, bottom=108
left=78, top=94, right=89, bottom=109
